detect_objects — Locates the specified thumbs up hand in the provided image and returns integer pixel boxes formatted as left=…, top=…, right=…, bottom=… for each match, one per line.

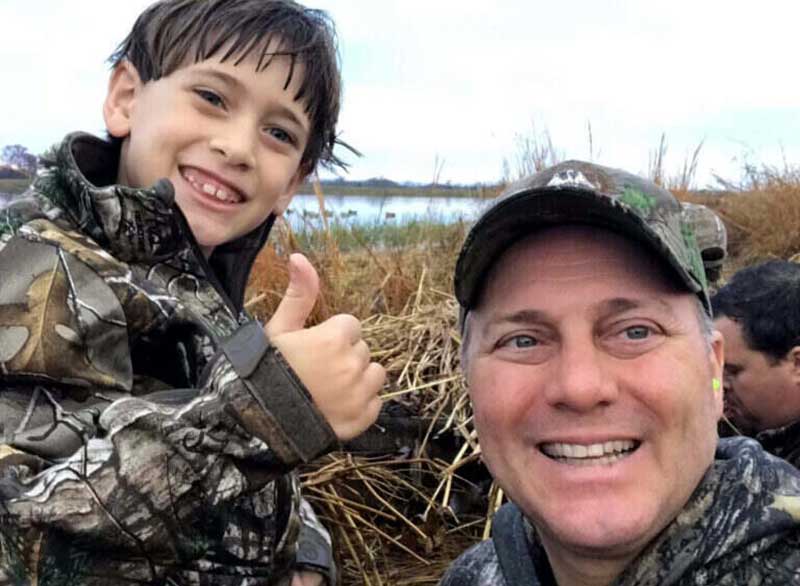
left=265, top=254, right=385, bottom=441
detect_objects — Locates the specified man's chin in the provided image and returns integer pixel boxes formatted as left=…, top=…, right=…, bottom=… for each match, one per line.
left=538, top=517, right=655, bottom=563
left=528, top=495, right=664, bottom=561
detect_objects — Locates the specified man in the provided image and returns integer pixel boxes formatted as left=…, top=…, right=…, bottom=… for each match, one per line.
left=440, top=162, right=800, bottom=586
left=713, top=261, right=800, bottom=466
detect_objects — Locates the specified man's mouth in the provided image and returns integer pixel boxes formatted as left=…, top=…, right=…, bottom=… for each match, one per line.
left=539, top=440, right=640, bottom=466
left=181, top=168, right=244, bottom=204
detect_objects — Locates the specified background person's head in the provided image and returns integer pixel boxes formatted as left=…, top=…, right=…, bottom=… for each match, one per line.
left=454, top=161, right=724, bottom=582
left=102, top=0, right=342, bottom=254
left=712, top=260, right=800, bottom=435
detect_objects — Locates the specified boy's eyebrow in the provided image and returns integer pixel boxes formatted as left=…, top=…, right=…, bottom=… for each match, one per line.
left=194, top=67, right=244, bottom=91
left=193, top=67, right=309, bottom=131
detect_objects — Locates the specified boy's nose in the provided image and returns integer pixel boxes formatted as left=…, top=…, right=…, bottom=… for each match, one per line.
left=209, top=124, right=256, bottom=169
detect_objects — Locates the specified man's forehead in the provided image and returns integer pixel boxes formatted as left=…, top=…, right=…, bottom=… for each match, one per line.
left=489, top=225, right=669, bottom=285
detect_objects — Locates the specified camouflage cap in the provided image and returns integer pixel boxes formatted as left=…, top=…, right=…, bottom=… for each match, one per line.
left=454, top=160, right=711, bottom=314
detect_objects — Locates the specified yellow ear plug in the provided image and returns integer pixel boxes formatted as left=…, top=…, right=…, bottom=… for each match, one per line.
left=712, top=378, right=721, bottom=392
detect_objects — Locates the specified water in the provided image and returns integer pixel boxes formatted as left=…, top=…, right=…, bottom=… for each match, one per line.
left=285, top=193, right=490, bottom=226
left=0, top=191, right=493, bottom=223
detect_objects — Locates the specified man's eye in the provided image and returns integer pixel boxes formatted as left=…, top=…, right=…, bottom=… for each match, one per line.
left=195, top=89, right=224, bottom=108
left=508, top=335, right=537, bottom=348
left=624, top=326, right=651, bottom=340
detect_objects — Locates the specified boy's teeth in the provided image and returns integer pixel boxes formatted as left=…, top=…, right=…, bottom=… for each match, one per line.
left=184, top=171, right=241, bottom=203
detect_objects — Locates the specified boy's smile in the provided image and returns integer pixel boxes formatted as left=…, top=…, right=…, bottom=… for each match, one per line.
left=104, top=46, right=310, bottom=256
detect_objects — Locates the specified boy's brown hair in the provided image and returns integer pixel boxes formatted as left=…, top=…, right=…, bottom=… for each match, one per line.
left=110, top=0, right=343, bottom=177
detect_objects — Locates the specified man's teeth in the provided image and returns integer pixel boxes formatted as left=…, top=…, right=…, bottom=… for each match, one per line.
left=540, top=440, right=638, bottom=466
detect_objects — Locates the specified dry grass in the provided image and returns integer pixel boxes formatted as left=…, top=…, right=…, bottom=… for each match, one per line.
left=712, top=166, right=800, bottom=269
left=245, top=218, right=466, bottom=322
left=245, top=215, right=487, bottom=584
left=243, top=158, right=800, bottom=584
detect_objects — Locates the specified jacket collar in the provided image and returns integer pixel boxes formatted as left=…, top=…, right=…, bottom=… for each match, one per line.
left=52, top=132, right=274, bottom=313
left=756, top=419, right=800, bottom=465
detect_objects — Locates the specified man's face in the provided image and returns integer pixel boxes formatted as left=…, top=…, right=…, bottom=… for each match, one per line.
left=463, top=225, right=723, bottom=563
left=715, top=317, right=797, bottom=434
left=105, top=45, right=310, bottom=256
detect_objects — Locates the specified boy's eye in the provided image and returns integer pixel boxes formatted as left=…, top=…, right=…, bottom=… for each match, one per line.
left=195, top=89, right=225, bottom=108
left=267, top=127, right=294, bottom=145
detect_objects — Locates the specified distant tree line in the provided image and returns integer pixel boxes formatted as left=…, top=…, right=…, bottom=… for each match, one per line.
left=1, top=144, right=38, bottom=178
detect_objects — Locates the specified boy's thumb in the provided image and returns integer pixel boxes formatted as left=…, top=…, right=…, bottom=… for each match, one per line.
left=265, top=253, right=320, bottom=337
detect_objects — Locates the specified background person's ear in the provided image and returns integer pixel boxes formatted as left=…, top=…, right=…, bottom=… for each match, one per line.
left=103, top=61, right=142, bottom=139
left=788, top=346, right=800, bottom=386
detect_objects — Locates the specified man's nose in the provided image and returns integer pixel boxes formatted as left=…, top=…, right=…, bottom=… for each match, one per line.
left=544, top=339, right=618, bottom=412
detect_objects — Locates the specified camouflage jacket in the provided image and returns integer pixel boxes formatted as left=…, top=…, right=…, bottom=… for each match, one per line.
left=0, top=133, right=338, bottom=585
left=757, top=420, right=800, bottom=469
left=439, top=437, right=800, bottom=586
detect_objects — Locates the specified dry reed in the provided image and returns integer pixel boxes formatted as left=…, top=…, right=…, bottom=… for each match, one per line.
left=246, top=214, right=489, bottom=584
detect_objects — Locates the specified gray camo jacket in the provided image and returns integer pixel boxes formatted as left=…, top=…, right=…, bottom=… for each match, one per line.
left=0, top=133, right=337, bottom=585
left=440, top=437, right=800, bottom=585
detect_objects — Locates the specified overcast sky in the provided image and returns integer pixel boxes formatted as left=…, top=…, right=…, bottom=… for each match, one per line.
left=1, top=0, right=798, bottom=186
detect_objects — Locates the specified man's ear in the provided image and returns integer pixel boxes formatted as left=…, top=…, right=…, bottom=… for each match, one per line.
left=273, top=170, right=306, bottom=215
left=709, top=329, right=725, bottom=417
left=103, top=61, right=142, bottom=139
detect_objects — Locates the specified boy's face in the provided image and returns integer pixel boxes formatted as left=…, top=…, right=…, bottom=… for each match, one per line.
left=104, top=46, right=310, bottom=255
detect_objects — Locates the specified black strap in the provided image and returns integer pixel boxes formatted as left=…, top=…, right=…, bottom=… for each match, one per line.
left=491, top=502, right=542, bottom=586
left=222, top=321, right=338, bottom=464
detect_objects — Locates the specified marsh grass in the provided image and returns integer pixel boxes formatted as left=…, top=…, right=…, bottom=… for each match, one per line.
left=711, top=164, right=800, bottom=269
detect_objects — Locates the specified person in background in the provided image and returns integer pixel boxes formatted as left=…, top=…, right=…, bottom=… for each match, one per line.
left=713, top=260, right=800, bottom=466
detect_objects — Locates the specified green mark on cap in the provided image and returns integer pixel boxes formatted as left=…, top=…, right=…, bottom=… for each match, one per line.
left=681, top=221, right=707, bottom=288
left=619, top=187, right=656, bottom=214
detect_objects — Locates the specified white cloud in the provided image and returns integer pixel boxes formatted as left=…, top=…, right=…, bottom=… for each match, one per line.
left=1, top=0, right=798, bottom=184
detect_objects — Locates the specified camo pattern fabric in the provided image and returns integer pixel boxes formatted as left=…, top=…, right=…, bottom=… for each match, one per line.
left=758, top=420, right=800, bottom=470
left=0, top=133, right=333, bottom=585
left=439, top=437, right=800, bottom=586
left=454, top=160, right=711, bottom=314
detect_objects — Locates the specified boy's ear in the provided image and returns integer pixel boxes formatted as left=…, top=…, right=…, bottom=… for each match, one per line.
left=103, top=61, right=143, bottom=139
left=273, top=171, right=306, bottom=215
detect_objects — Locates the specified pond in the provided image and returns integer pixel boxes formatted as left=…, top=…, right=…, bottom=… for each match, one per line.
left=285, top=193, right=491, bottom=226
left=0, top=191, right=494, bottom=225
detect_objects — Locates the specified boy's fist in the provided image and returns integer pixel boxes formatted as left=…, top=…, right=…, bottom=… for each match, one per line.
left=265, top=253, right=385, bottom=441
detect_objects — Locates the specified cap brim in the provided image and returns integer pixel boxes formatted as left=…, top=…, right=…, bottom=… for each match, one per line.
left=454, top=187, right=702, bottom=310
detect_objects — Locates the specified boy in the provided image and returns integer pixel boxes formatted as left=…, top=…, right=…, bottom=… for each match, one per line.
left=0, top=1, right=384, bottom=584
